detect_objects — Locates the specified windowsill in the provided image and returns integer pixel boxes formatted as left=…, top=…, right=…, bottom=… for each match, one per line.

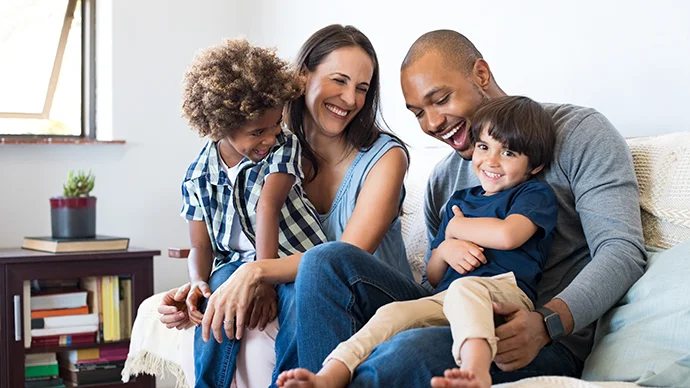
left=0, top=137, right=125, bottom=145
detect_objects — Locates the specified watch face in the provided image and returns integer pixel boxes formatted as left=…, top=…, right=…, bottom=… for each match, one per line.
left=545, top=314, right=565, bottom=340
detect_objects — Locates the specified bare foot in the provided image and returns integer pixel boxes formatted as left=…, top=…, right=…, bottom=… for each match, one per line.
left=430, top=368, right=492, bottom=388
left=276, top=368, right=333, bottom=388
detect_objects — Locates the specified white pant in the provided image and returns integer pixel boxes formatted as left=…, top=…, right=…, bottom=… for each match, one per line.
left=231, top=319, right=279, bottom=388
left=326, top=272, right=534, bottom=375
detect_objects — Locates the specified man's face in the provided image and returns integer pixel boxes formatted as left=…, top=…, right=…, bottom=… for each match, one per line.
left=401, top=51, right=488, bottom=160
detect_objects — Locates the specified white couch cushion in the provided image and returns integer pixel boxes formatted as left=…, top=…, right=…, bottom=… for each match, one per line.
left=628, top=132, right=690, bottom=249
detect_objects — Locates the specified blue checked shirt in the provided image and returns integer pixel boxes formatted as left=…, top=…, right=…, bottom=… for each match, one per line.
left=180, top=129, right=327, bottom=271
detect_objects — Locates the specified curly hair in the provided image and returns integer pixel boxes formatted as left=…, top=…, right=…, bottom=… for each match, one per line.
left=181, top=39, right=303, bottom=140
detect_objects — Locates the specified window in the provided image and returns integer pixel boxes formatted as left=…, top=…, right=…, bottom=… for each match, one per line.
left=0, top=0, right=94, bottom=138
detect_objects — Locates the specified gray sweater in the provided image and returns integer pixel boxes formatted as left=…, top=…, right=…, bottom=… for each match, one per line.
left=423, top=103, right=647, bottom=361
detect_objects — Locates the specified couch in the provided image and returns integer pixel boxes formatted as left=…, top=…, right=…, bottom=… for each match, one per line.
left=122, top=132, right=690, bottom=388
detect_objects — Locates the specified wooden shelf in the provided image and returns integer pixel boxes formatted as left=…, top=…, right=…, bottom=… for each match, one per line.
left=65, top=379, right=143, bottom=388
left=25, top=339, right=130, bottom=354
left=2, top=249, right=157, bottom=387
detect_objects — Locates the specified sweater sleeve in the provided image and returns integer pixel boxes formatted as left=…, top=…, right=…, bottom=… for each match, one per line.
left=555, top=113, right=647, bottom=331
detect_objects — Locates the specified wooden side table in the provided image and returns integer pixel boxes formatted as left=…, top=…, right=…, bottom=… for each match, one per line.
left=0, top=247, right=159, bottom=388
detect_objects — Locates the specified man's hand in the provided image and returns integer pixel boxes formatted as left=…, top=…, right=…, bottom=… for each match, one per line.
left=493, top=302, right=551, bottom=371
left=437, top=239, right=486, bottom=274
left=186, top=280, right=212, bottom=326
left=246, top=283, right=278, bottom=331
left=158, top=283, right=193, bottom=330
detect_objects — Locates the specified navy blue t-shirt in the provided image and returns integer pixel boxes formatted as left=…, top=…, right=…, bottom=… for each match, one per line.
left=431, top=179, right=558, bottom=303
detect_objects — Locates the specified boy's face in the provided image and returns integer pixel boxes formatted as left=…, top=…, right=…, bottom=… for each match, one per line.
left=472, top=127, right=543, bottom=196
left=401, top=50, right=489, bottom=160
left=226, top=107, right=283, bottom=163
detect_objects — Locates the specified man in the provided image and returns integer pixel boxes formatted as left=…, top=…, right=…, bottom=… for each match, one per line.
left=293, top=29, right=646, bottom=386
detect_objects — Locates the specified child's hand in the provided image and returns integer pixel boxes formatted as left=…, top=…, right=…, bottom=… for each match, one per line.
left=246, top=284, right=278, bottom=331
left=158, top=283, right=192, bottom=330
left=187, top=280, right=212, bottom=326
left=446, top=206, right=466, bottom=240
left=438, top=239, right=486, bottom=275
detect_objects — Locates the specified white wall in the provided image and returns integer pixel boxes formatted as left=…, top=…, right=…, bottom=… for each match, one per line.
left=2, top=1, right=688, bottom=299
left=243, top=0, right=690, bottom=147
left=0, top=0, right=247, bottom=296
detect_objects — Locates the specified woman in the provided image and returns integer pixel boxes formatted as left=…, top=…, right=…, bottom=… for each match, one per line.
left=159, top=24, right=413, bottom=387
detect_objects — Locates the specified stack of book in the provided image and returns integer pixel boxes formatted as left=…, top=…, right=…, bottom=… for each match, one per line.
left=29, top=289, right=97, bottom=348
left=23, top=276, right=133, bottom=349
left=57, top=346, right=129, bottom=386
left=25, top=353, right=64, bottom=388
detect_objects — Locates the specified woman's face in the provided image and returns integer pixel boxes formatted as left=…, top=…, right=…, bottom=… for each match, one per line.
left=303, top=46, right=374, bottom=138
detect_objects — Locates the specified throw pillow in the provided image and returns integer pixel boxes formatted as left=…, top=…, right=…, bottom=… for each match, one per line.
left=582, top=240, right=690, bottom=386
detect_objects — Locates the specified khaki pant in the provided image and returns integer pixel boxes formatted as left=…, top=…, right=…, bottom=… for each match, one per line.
left=325, top=272, right=534, bottom=375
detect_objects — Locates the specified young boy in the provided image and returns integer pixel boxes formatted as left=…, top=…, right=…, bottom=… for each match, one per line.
left=179, top=39, right=327, bottom=334
left=276, top=95, right=558, bottom=388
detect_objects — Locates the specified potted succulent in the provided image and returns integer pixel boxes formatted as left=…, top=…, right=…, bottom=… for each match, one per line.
left=50, top=170, right=96, bottom=239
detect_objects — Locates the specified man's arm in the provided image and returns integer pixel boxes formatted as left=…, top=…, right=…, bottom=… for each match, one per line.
left=255, top=172, right=295, bottom=261
left=553, top=113, right=646, bottom=333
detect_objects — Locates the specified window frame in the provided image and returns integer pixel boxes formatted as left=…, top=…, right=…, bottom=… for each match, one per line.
left=0, top=0, right=96, bottom=140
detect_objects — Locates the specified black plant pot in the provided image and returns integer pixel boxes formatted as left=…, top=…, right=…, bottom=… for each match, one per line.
left=50, top=196, right=97, bottom=239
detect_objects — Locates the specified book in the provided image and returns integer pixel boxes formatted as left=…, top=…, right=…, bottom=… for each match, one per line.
left=120, top=277, right=132, bottom=339
left=22, top=235, right=129, bottom=253
left=31, top=332, right=95, bottom=347
left=63, top=349, right=100, bottom=364
left=24, top=376, right=64, bottom=388
left=25, top=353, right=57, bottom=366
left=31, top=291, right=87, bottom=311
left=31, top=306, right=89, bottom=319
left=80, top=277, right=103, bottom=342
left=24, top=281, right=32, bottom=348
left=25, top=362, right=59, bottom=378
left=31, top=325, right=99, bottom=337
left=32, top=314, right=98, bottom=329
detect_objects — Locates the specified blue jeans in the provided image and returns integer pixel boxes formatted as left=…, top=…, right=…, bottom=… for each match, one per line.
left=294, top=242, right=584, bottom=386
left=294, top=242, right=431, bottom=372
left=193, top=261, right=298, bottom=388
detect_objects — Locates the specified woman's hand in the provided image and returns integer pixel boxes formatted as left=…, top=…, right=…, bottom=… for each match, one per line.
left=201, top=262, right=263, bottom=343
left=158, top=283, right=193, bottom=330
left=246, top=284, right=278, bottom=331
left=186, top=280, right=212, bottom=326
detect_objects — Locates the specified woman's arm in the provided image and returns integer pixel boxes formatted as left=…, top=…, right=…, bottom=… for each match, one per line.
left=251, top=147, right=408, bottom=285
left=426, top=248, right=448, bottom=287
left=339, top=147, right=408, bottom=253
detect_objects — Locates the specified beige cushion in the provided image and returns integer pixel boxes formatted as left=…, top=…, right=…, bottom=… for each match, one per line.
left=628, top=132, right=690, bottom=248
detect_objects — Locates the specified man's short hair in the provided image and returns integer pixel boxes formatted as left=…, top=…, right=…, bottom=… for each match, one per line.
left=470, top=96, right=556, bottom=170
left=401, top=30, right=483, bottom=75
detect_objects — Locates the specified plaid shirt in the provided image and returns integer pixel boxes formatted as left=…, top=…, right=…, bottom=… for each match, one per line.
left=180, top=130, right=327, bottom=269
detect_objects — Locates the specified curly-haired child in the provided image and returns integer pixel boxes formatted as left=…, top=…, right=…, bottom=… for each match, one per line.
left=178, top=39, right=327, bottom=387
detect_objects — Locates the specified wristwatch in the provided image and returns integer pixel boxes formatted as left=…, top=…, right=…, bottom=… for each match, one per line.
left=536, top=307, right=565, bottom=343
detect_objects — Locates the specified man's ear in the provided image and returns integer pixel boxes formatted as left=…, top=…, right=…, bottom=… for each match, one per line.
left=530, top=164, right=545, bottom=176
left=473, top=59, right=492, bottom=91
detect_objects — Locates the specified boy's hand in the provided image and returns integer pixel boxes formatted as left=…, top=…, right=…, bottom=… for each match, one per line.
left=438, top=239, right=486, bottom=274
left=158, top=283, right=192, bottom=330
left=246, top=284, right=278, bottom=331
left=445, top=205, right=466, bottom=240
left=187, top=280, right=212, bottom=326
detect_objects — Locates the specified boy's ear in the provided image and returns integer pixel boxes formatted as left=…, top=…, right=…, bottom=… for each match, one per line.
left=530, top=164, right=545, bottom=176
